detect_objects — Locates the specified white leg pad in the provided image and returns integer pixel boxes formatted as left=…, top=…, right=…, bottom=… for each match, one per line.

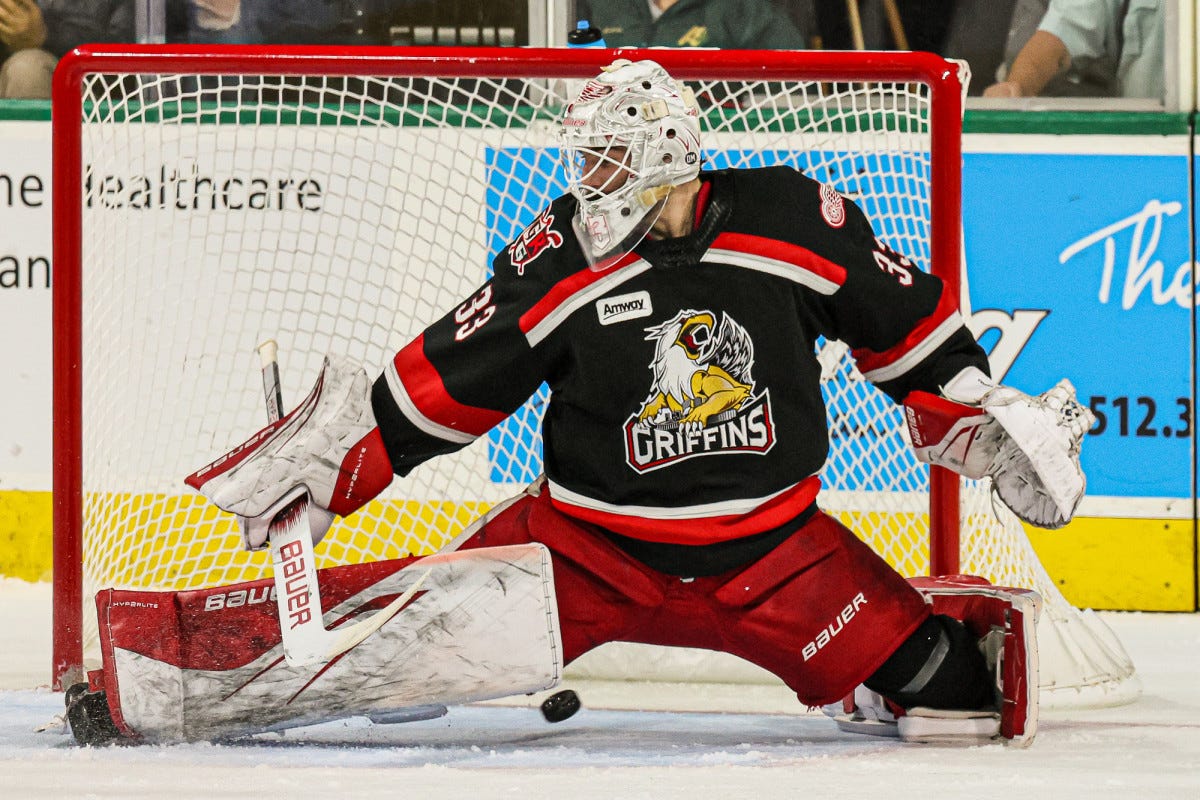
left=91, top=544, right=561, bottom=743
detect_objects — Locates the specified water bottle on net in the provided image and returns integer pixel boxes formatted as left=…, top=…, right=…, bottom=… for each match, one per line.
left=567, top=20, right=607, bottom=48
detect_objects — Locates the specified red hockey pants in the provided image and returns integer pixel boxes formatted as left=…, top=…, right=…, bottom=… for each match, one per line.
left=448, top=484, right=930, bottom=707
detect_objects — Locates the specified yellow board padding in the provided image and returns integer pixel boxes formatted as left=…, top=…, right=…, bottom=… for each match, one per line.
left=831, top=510, right=931, bottom=576
left=1026, top=515, right=1195, bottom=611
left=79, top=492, right=492, bottom=590
left=0, top=489, right=1195, bottom=610
left=0, top=491, right=52, bottom=582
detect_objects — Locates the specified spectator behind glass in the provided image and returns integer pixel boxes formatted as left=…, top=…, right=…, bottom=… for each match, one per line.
left=247, top=0, right=394, bottom=45
left=175, top=1, right=391, bottom=45
left=1, top=0, right=130, bottom=99
left=983, top=0, right=1163, bottom=99
left=183, top=0, right=258, bottom=43
left=576, top=0, right=810, bottom=49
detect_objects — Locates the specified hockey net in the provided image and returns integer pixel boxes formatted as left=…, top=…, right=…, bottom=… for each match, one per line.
left=52, top=46, right=1137, bottom=706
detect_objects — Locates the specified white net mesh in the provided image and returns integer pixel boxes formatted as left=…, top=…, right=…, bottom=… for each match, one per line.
left=57, top=52, right=1136, bottom=706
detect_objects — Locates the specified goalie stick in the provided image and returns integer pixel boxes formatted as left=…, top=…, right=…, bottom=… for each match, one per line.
left=255, top=340, right=427, bottom=668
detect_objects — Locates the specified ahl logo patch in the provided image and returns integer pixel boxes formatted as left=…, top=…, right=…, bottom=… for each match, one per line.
left=623, top=308, right=776, bottom=473
left=508, top=209, right=564, bottom=275
left=596, top=291, right=653, bottom=325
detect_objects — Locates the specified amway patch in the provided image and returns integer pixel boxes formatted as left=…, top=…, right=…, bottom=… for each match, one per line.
left=596, top=291, right=653, bottom=325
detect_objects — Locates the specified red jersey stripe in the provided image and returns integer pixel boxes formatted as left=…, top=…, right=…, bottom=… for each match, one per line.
left=390, top=334, right=508, bottom=437
left=852, top=280, right=961, bottom=379
left=548, top=476, right=821, bottom=545
left=519, top=251, right=646, bottom=336
left=709, top=231, right=848, bottom=287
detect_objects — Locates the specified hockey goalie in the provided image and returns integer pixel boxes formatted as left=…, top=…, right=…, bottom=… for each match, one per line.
left=69, top=58, right=1094, bottom=749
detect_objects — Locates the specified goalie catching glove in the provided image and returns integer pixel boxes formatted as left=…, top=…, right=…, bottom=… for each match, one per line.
left=185, top=355, right=395, bottom=550
left=904, top=367, right=1095, bottom=529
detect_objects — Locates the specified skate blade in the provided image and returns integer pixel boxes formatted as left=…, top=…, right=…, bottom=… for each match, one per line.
left=898, top=708, right=1000, bottom=744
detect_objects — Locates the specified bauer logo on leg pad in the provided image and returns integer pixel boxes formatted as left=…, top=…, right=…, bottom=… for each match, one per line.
left=204, top=586, right=274, bottom=611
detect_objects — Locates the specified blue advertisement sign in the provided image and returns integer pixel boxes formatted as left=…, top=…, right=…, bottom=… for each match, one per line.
left=965, top=151, right=1192, bottom=499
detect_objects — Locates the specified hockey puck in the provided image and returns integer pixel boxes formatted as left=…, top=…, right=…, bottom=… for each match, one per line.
left=66, top=688, right=123, bottom=746
left=540, top=689, right=581, bottom=723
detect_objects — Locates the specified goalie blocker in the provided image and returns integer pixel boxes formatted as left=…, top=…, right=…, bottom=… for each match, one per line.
left=67, top=544, right=562, bottom=744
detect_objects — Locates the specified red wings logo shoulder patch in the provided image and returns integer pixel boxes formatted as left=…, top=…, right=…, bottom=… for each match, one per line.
left=508, top=209, right=565, bottom=275
left=820, top=183, right=846, bottom=229
left=623, top=309, right=776, bottom=473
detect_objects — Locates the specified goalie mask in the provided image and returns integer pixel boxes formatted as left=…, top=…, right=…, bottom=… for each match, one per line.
left=560, top=59, right=702, bottom=267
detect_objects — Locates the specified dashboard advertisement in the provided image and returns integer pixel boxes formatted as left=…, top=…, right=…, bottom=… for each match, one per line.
left=3, top=133, right=1193, bottom=504
left=0, top=122, right=1194, bottom=606
left=963, top=145, right=1192, bottom=508
left=0, top=122, right=52, bottom=489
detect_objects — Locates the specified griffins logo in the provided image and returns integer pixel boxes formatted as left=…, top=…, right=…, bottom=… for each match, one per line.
left=508, top=209, right=563, bottom=275
left=624, top=309, right=775, bottom=472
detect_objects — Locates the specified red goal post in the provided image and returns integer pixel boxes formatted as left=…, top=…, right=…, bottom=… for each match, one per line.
left=51, top=46, right=1134, bottom=707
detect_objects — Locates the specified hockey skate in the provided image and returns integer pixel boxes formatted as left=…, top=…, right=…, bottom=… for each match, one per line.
left=824, top=683, right=1004, bottom=744
left=823, top=576, right=1041, bottom=747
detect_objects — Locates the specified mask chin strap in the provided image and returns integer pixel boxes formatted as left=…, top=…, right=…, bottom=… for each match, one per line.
left=636, top=184, right=672, bottom=208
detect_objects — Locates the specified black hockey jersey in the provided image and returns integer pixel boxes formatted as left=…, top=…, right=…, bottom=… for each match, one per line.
left=372, top=167, right=988, bottom=546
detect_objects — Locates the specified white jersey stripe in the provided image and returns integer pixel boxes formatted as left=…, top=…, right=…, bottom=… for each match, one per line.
left=525, top=259, right=654, bottom=347
left=701, top=248, right=841, bottom=295
left=383, top=360, right=477, bottom=445
left=860, top=312, right=965, bottom=384
left=546, top=478, right=800, bottom=520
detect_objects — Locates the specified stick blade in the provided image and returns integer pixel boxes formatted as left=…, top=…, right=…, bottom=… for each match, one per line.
left=280, top=568, right=432, bottom=669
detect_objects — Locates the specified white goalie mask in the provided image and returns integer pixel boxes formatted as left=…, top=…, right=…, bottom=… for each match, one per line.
left=559, top=59, right=702, bottom=267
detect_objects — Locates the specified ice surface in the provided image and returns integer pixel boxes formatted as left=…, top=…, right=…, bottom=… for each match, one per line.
left=1, top=578, right=1197, bottom=799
